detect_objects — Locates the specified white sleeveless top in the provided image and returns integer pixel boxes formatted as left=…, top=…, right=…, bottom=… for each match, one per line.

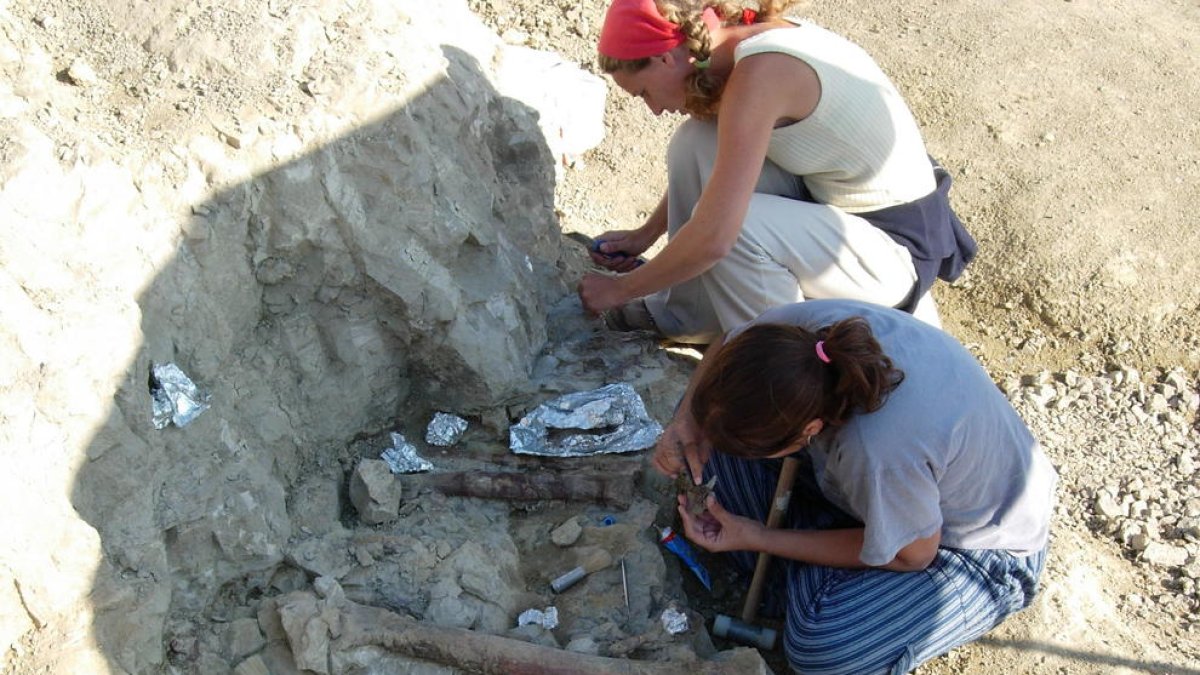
left=735, top=20, right=935, bottom=212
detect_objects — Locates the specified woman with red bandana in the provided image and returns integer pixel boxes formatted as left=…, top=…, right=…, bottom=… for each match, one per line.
left=577, top=1, right=977, bottom=345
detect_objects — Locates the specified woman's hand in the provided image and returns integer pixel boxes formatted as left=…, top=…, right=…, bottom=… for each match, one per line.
left=589, top=229, right=651, bottom=273
left=578, top=273, right=629, bottom=315
left=677, top=494, right=762, bottom=553
left=653, top=415, right=710, bottom=483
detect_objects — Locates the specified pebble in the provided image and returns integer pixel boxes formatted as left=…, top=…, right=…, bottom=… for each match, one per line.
left=1009, top=365, right=1199, bottom=604
left=550, top=516, right=582, bottom=547
left=66, top=58, right=100, bottom=87
left=1142, top=542, right=1189, bottom=568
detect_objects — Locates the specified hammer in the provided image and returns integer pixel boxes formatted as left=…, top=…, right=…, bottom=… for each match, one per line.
left=713, top=456, right=801, bottom=650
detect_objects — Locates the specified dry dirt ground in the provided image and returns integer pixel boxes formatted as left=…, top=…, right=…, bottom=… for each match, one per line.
left=470, top=1, right=1200, bottom=673
left=4, top=0, right=1198, bottom=672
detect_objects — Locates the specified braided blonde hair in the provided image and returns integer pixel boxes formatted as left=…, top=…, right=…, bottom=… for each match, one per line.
left=598, top=1, right=794, bottom=119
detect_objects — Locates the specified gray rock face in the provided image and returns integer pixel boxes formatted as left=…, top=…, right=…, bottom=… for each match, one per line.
left=0, top=0, right=581, bottom=671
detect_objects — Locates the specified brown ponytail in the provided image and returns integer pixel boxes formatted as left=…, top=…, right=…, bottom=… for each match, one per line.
left=598, top=2, right=797, bottom=119
left=690, top=317, right=904, bottom=458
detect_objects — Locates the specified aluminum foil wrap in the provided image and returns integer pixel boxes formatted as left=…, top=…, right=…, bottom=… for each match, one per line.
left=425, top=412, right=468, bottom=447
left=380, top=433, right=434, bottom=474
left=150, top=363, right=211, bottom=429
left=517, top=606, right=559, bottom=630
left=660, top=607, right=689, bottom=635
left=509, top=383, right=662, bottom=457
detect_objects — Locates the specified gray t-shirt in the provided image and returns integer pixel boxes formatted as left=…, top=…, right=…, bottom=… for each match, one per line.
left=732, top=300, right=1057, bottom=566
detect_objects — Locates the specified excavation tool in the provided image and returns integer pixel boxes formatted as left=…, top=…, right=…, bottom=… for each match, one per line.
left=565, top=231, right=647, bottom=267
left=658, top=526, right=712, bottom=590
left=713, top=456, right=801, bottom=650
left=550, top=546, right=615, bottom=593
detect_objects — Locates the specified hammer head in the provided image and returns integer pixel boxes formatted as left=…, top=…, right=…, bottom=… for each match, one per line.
left=713, top=614, right=777, bottom=650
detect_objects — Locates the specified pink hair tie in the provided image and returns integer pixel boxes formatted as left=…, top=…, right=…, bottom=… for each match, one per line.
left=814, top=340, right=831, bottom=364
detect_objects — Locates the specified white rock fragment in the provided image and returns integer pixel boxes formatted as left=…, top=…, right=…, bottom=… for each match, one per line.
left=1141, top=542, right=1188, bottom=568
left=65, top=58, right=100, bottom=87
left=1094, top=492, right=1124, bottom=520
left=565, top=636, right=600, bottom=655
left=550, top=516, right=583, bottom=547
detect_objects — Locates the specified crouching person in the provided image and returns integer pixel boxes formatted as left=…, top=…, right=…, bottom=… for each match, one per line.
left=656, top=299, right=1056, bottom=674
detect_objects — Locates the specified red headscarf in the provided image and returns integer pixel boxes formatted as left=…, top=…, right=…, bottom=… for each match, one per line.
left=598, top=0, right=722, bottom=60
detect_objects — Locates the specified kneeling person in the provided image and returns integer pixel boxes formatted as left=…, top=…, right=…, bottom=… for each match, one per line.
left=656, top=299, right=1056, bottom=674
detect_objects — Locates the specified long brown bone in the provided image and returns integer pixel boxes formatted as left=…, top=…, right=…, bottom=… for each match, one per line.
left=336, top=600, right=770, bottom=675
left=399, top=467, right=641, bottom=508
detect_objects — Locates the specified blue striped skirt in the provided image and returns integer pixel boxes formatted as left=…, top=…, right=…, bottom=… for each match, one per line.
left=704, top=452, right=1046, bottom=675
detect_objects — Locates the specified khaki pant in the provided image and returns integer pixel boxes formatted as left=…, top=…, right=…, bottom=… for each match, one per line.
left=644, top=119, right=938, bottom=344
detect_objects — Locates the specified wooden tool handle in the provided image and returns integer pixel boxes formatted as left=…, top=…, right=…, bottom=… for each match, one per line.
left=741, top=456, right=800, bottom=624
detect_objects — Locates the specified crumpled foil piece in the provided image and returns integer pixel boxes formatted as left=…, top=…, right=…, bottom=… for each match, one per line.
left=150, top=363, right=211, bottom=429
left=660, top=607, right=689, bottom=635
left=425, top=412, right=468, bottom=447
left=380, top=433, right=434, bottom=474
left=517, top=606, right=559, bottom=630
left=509, top=383, right=663, bottom=457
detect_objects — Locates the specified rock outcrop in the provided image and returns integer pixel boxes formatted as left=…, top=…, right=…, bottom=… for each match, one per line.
left=0, top=0, right=597, bottom=671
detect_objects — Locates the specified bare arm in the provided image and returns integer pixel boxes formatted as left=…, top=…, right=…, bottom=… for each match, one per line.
left=753, top=527, right=942, bottom=572
left=641, top=191, right=669, bottom=241
left=681, top=493, right=942, bottom=572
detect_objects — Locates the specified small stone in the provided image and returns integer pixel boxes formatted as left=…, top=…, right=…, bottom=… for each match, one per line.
left=1021, top=372, right=1051, bottom=386
left=65, top=59, right=100, bottom=87
left=349, top=459, right=401, bottom=525
left=1025, top=385, right=1056, bottom=409
left=550, top=517, right=583, bottom=547
left=1128, top=532, right=1151, bottom=551
left=565, top=636, right=600, bottom=655
left=1094, top=492, right=1125, bottom=520
left=1145, top=393, right=1170, bottom=414
left=1142, top=542, right=1189, bottom=567
left=220, top=128, right=244, bottom=149
left=1179, top=454, right=1196, bottom=477
left=313, top=576, right=344, bottom=603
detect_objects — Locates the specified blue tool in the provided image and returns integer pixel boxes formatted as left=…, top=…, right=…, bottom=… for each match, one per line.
left=658, top=526, right=712, bottom=591
left=591, top=239, right=646, bottom=267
